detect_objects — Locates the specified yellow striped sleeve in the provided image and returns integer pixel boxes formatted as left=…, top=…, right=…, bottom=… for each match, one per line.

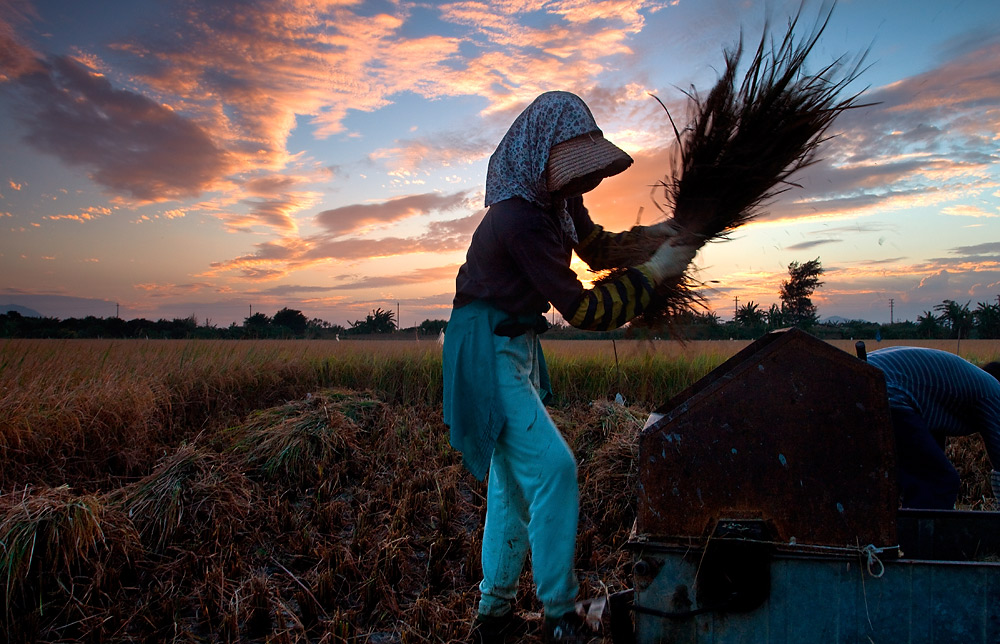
left=567, top=266, right=656, bottom=331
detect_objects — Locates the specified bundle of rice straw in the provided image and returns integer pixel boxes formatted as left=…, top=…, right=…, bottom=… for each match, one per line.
left=610, top=5, right=871, bottom=329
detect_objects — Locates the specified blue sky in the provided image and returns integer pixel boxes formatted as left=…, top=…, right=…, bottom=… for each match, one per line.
left=1, top=0, right=998, bottom=327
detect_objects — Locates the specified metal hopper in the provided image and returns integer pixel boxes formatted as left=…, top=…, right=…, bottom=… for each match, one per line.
left=637, top=326, right=897, bottom=548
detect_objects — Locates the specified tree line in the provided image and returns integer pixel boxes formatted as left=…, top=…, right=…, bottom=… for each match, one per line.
left=0, top=306, right=449, bottom=340
left=4, top=259, right=1000, bottom=340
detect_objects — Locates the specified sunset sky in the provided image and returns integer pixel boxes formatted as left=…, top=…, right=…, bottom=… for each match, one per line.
left=2, top=0, right=999, bottom=328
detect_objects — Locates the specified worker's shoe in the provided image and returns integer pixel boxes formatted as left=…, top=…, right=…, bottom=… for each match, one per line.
left=468, top=610, right=526, bottom=644
left=544, top=610, right=598, bottom=643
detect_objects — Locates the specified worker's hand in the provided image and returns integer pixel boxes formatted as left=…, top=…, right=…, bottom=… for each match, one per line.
left=640, top=238, right=697, bottom=282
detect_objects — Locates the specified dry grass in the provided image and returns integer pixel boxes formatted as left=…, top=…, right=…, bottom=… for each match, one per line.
left=0, top=337, right=997, bottom=641
left=113, top=443, right=253, bottom=553
left=0, top=339, right=444, bottom=490
left=0, top=485, right=138, bottom=641
left=228, top=390, right=379, bottom=488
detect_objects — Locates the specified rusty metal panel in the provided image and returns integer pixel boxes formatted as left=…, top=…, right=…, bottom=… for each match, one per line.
left=637, top=328, right=897, bottom=548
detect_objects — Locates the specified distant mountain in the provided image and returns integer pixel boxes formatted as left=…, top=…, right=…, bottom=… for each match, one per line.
left=1, top=304, right=43, bottom=317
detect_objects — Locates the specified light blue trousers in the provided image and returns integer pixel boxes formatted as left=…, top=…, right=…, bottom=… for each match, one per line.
left=477, top=331, right=579, bottom=619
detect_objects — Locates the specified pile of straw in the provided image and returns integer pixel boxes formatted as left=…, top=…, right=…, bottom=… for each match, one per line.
left=626, top=6, right=870, bottom=328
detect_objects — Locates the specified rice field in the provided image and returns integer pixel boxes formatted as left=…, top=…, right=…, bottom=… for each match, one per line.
left=1, top=337, right=997, bottom=642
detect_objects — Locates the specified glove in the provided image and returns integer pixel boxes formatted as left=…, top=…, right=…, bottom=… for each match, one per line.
left=640, top=239, right=698, bottom=283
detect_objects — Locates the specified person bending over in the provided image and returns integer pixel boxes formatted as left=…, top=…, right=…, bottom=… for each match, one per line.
left=867, top=345, right=1000, bottom=509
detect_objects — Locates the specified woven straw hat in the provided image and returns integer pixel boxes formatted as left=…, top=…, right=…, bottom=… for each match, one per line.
left=546, top=132, right=633, bottom=195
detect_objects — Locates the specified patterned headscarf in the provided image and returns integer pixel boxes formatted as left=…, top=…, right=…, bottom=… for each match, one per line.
left=484, top=91, right=603, bottom=243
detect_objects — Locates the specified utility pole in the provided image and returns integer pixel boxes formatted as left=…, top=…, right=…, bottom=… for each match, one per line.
left=116, top=302, right=119, bottom=318
left=889, top=298, right=894, bottom=324
left=734, top=296, right=739, bottom=320
left=397, top=302, right=400, bottom=332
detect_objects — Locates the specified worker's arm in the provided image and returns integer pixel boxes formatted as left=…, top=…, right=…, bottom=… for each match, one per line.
left=569, top=196, right=679, bottom=270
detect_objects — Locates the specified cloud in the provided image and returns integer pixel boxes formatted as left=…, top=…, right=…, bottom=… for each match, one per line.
left=207, top=209, right=485, bottom=280
left=247, top=265, right=460, bottom=295
left=862, top=256, right=907, bottom=265
left=1, top=53, right=234, bottom=201
left=233, top=191, right=321, bottom=232
left=3, top=0, right=667, bottom=224
left=0, top=3, right=44, bottom=82
left=315, top=191, right=471, bottom=236
left=102, top=0, right=662, bottom=162
left=949, top=242, right=1000, bottom=258
left=133, top=282, right=218, bottom=298
left=44, top=206, right=115, bottom=223
left=608, top=38, right=1000, bottom=230
left=814, top=39, right=1000, bottom=189
left=784, top=239, right=842, bottom=251
left=370, top=134, right=495, bottom=175
left=325, top=265, right=460, bottom=290
left=244, top=175, right=302, bottom=196
left=942, top=204, right=998, bottom=218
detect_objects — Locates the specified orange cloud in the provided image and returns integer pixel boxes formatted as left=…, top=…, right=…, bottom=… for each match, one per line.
left=108, top=0, right=662, bottom=173
left=245, top=175, right=302, bottom=196
left=233, top=191, right=322, bottom=233
left=44, top=206, right=115, bottom=223
left=4, top=0, right=669, bottom=245
left=315, top=191, right=471, bottom=236
left=0, top=5, right=45, bottom=82
left=370, top=135, right=493, bottom=175
left=206, top=209, right=484, bottom=281
left=248, top=265, right=461, bottom=295
left=941, top=204, right=998, bottom=218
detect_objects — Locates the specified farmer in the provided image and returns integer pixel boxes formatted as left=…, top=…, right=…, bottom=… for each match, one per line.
left=443, top=91, right=698, bottom=643
left=866, top=346, right=1000, bottom=509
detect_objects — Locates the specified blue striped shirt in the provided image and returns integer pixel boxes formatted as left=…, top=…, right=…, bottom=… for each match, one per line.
left=867, top=346, right=1000, bottom=466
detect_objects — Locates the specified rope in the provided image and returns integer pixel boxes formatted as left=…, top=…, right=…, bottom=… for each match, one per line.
left=862, top=544, right=887, bottom=578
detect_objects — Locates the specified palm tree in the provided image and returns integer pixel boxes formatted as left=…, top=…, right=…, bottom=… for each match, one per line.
left=349, top=307, right=396, bottom=334
left=974, top=302, right=1000, bottom=339
left=734, top=301, right=766, bottom=328
left=916, top=311, right=940, bottom=339
left=934, top=300, right=973, bottom=339
left=766, top=303, right=786, bottom=330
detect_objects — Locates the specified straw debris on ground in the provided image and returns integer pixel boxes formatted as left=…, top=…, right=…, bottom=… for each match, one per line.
left=0, top=387, right=648, bottom=643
